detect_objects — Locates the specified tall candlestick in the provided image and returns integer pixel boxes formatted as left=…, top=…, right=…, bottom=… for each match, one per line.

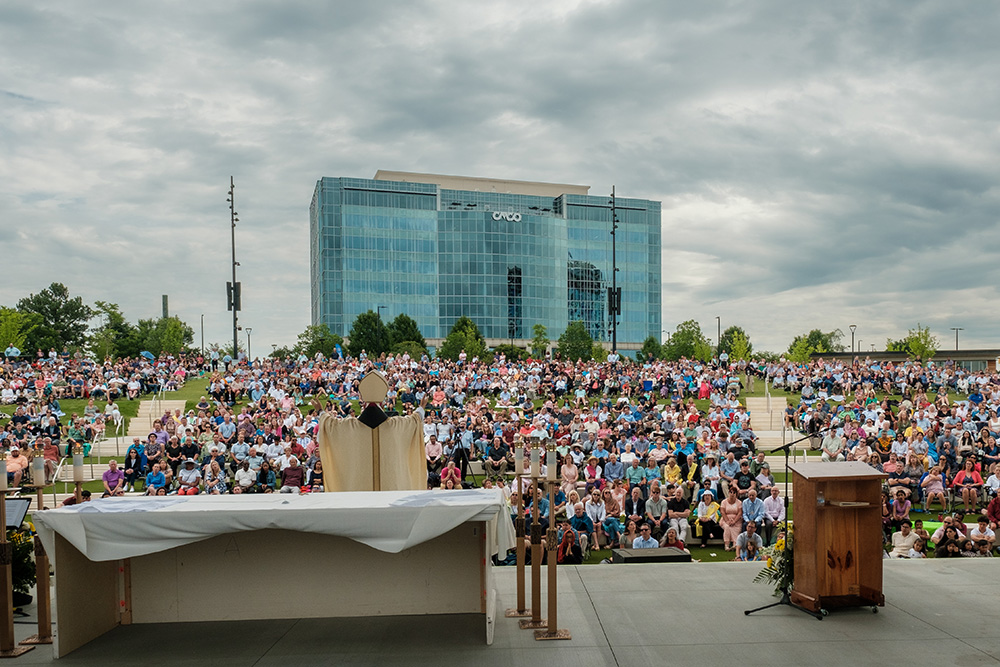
left=530, top=445, right=540, bottom=478
left=515, top=444, right=524, bottom=475
left=0, top=453, right=7, bottom=492
left=32, top=448, right=44, bottom=486
left=546, top=446, right=557, bottom=481
left=73, top=447, right=84, bottom=483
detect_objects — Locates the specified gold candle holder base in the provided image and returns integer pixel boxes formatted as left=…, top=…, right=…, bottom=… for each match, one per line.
left=534, top=628, right=572, bottom=641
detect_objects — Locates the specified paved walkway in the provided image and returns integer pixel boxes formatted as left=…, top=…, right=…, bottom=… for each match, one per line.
left=11, top=559, right=998, bottom=664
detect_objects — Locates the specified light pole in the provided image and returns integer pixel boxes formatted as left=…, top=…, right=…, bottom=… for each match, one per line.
left=849, top=324, right=856, bottom=354
left=857, top=339, right=862, bottom=354
left=870, top=344, right=875, bottom=352
left=716, top=316, right=721, bottom=355
left=226, top=177, right=241, bottom=359
left=200, top=314, right=205, bottom=356
left=246, top=327, right=252, bottom=362
left=951, top=327, right=963, bottom=351
left=377, top=305, right=387, bottom=355
left=608, top=187, right=620, bottom=353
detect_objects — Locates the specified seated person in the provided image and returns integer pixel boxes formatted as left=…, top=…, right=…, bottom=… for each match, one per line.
left=557, top=524, right=584, bottom=564
left=631, top=523, right=658, bottom=549
left=568, top=502, right=595, bottom=555
left=735, top=521, right=763, bottom=561
left=890, top=519, right=918, bottom=558
left=279, top=457, right=305, bottom=493
left=440, top=459, right=462, bottom=488
left=5, top=446, right=29, bottom=486
left=102, top=460, right=125, bottom=497
left=658, top=526, right=689, bottom=553
left=969, top=515, right=996, bottom=549
left=177, top=458, right=202, bottom=495
left=144, top=461, right=168, bottom=495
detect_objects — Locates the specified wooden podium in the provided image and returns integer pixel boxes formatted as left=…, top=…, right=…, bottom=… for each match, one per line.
left=788, top=462, right=887, bottom=616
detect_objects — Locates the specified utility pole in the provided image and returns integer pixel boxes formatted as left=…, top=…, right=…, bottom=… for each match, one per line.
left=951, top=327, right=963, bottom=351
left=608, top=186, right=621, bottom=353
left=226, top=177, right=241, bottom=359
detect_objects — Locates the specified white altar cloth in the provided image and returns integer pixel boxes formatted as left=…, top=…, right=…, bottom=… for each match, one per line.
left=34, top=488, right=515, bottom=562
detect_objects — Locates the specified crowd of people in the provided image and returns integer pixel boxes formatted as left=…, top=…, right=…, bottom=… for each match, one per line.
left=2, top=346, right=998, bottom=561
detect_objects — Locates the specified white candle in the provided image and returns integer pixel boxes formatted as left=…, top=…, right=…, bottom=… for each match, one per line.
left=547, top=448, right=557, bottom=481
left=73, top=450, right=84, bottom=483
left=33, top=451, right=45, bottom=486
left=0, top=456, right=7, bottom=492
left=530, top=446, right=540, bottom=477
left=514, top=445, right=523, bottom=475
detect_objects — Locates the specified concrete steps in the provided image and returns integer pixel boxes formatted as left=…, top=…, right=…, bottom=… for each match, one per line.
left=745, top=396, right=787, bottom=431
left=126, top=399, right=187, bottom=438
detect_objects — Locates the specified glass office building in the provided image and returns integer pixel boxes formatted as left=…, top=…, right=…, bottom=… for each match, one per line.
left=309, top=171, right=661, bottom=349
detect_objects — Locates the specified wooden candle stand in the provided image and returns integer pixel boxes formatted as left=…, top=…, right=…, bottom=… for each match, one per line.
left=19, top=485, right=52, bottom=646
left=0, top=453, right=33, bottom=658
left=534, top=448, right=570, bottom=641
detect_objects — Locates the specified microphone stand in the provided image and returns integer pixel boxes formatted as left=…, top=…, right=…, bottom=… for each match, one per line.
left=745, top=420, right=841, bottom=621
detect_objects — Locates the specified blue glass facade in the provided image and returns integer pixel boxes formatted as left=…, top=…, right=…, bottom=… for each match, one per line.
left=310, top=176, right=661, bottom=346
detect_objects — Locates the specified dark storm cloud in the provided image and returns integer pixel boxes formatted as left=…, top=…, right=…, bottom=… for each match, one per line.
left=0, top=0, right=998, bottom=351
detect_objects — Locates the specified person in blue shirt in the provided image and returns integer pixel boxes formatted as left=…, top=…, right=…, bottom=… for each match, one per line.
left=632, top=523, right=658, bottom=548
left=568, top=503, right=595, bottom=555
left=603, top=453, right=624, bottom=484
left=742, top=488, right=765, bottom=531
left=526, top=488, right=550, bottom=528
left=144, top=462, right=167, bottom=495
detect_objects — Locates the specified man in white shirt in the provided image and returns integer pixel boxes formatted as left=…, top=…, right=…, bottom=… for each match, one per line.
left=762, top=487, right=786, bottom=546
left=890, top=520, right=919, bottom=558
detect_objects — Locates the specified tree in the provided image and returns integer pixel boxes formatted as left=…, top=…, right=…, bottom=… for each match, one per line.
left=492, top=343, right=528, bottom=361
left=557, top=321, right=594, bottom=361
left=450, top=316, right=484, bottom=347
left=0, top=307, right=40, bottom=352
left=137, top=317, right=194, bottom=356
left=530, top=324, right=549, bottom=359
left=662, top=320, right=712, bottom=361
left=786, top=329, right=846, bottom=356
left=591, top=343, right=609, bottom=363
left=89, top=301, right=141, bottom=360
left=886, top=324, right=938, bottom=360
left=787, top=337, right=816, bottom=363
left=640, top=336, right=662, bottom=361
left=437, top=330, right=486, bottom=362
left=719, top=326, right=753, bottom=358
left=17, top=282, right=93, bottom=351
left=270, top=346, right=295, bottom=359
left=728, top=329, right=752, bottom=362
left=347, top=311, right=390, bottom=357
left=386, top=314, right=426, bottom=352
left=295, top=324, right=343, bottom=359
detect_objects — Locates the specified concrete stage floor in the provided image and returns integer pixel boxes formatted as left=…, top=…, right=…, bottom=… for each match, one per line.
left=9, top=558, right=999, bottom=665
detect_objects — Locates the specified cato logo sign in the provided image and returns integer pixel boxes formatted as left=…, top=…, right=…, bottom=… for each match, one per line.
left=491, top=211, right=522, bottom=222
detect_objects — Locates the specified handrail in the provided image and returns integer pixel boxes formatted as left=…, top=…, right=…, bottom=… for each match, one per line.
left=51, top=456, right=69, bottom=506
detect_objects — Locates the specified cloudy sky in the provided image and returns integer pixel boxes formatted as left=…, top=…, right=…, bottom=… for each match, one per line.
left=2, top=0, right=998, bottom=355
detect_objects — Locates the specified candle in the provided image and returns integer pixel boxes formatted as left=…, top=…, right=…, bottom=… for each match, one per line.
left=73, top=447, right=84, bottom=483
left=530, top=445, right=540, bottom=477
left=33, top=448, right=45, bottom=486
left=0, top=454, right=7, bottom=492
left=546, top=446, right=556, bottom=481
left=514, top=444, right=524, bottom=475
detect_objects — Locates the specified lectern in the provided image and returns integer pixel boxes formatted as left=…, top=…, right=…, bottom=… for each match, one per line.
left=788, top=462, right=886, bottom=615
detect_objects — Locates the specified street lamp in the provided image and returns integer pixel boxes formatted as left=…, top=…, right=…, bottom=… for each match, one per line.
left=246, top=327, right=252, bottom=361
left=716, top=316, right=721, bottom=355
left=857, top=339, right=862, bottom=354
left=226, top=177, right=241, bottom=359
left=200, top=313, right=205, bottom=356
left=849, top=324, right=856, bottom=354
left=608, top=187, right=621, bottom=353
left=951, top=327, right=963, bottom=351
left=870, top=344, right=875, bottom=352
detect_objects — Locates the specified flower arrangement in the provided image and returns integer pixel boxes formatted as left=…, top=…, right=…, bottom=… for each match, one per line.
left=753, top=522, right=793, bottom=594
left=7, top=528, right=37, bottom=595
